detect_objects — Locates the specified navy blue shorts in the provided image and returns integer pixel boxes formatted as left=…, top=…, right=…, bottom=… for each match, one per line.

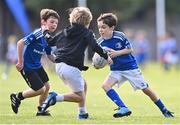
left=20, top=67, right=49, bottom=91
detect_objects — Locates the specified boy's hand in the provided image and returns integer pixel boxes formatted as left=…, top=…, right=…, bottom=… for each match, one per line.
left=16, top=61, right=23, bottom=71
left=108, top=49, right=119, bottom=58
left=41, top=25, right=49, bottom=32
left=42, top=25, right=51, bottom=40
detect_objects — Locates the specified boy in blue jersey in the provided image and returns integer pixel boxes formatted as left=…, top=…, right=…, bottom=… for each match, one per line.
left=97, top=13, right=174, bottom=118
left=10, top=9, right=59, bottom=116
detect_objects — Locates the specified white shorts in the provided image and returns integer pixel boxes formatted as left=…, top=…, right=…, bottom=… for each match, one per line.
left=55, top=62, right=85, bottom=92
left=109, top=69, right=148, bottom=91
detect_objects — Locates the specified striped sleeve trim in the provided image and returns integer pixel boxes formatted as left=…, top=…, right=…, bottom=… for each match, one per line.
left=113, top=36, right=123, bottom=41
left=97, top=37, right=104, bottom=45
left=33, top=28, right=43, bottom=40
left=23, top=38, right=30, bottom=45
left=113, top=31, right=126, bottom=41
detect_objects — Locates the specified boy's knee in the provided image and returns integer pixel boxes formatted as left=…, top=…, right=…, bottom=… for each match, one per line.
left=142, top=87, right=155, bottom=96
left=101, top=84, right=110, bottom=91
left=75, top=95, right=83, bottom=102
left=38, top=86, right=46, bottom=94
left=45, top=83, right=50, bottom=92
left=75, top=92, right=84, bottom=102
left=78, top=96, right=83, bottom=102
left=142, top=87, right=150, bottom=94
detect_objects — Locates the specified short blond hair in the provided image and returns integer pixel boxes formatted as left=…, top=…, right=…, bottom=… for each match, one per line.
left=40, top=8, right=59, bottom=21
left=69, top=7, right=92, bottom=26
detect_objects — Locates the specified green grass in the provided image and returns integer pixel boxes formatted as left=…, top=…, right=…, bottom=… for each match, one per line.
left=0, top=62, right=180, bottom=124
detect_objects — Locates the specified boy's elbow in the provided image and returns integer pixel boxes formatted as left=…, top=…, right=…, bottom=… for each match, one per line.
left=125, top=48, right=133, bottom=54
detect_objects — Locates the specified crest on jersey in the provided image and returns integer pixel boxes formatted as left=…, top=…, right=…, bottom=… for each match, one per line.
left=115, top=42, right=122, bottom=49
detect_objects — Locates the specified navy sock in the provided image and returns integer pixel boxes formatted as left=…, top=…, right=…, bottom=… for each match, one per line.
left=155, top=99, right=167, bottom=113
left=106, top=89, right=126, bottom=108
left=17, top=92, right=24, bottom=100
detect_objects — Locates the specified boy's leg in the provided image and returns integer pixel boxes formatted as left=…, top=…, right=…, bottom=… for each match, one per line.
left=102, top=76, right=127, bottom=108
left=35, top=67, right=53, bottom=116
left=10, top=69, right=47, bottom=114
left=142, top=87, right=158, bottom=102
left=10, top=87, right=45, bottom=114
left=47, top=62, right=88, bottom=118
left=78, top=80, right=88, bottom=119
left=102, top=76, right=131, bottom=117
left=40, top=92, right=83, bottom=113
left=59, top=91, right=88, bottom=119
left=40, top=83, right=87, bottom=118
left=22, top=87, right=52, bottom=116
left=143, top=87, right=174, bottom=118
left=40, top=75, right=85, bottom=114
left=39, top=82, right=50, bottom=106
left=122, top=69, right=173, bottom=118
left=37, top=67, right=50, bottom=106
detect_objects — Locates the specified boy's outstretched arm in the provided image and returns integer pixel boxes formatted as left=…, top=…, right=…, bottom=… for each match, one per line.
left=16, top=39, right=24, bottom=71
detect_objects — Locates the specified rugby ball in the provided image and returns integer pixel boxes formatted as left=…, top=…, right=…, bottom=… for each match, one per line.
left=92, top=53, right=107, bottom=69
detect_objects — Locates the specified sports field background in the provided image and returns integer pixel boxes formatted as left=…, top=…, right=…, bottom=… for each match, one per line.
left=0, top=62, right=180, bottom=124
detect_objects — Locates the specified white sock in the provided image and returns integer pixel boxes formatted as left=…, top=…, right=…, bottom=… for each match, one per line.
left=55, top=94, right=64, bottom=102
left=79, top=107, right=87, bottom=114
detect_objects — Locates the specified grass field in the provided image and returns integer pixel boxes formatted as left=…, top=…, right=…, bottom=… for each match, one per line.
left=0, top=62, right=180, bottom=124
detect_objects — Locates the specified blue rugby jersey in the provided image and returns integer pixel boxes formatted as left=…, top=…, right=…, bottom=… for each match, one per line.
left=97, top=31, right=138, bottom=71
left=22, top=28, right=51, bottom=70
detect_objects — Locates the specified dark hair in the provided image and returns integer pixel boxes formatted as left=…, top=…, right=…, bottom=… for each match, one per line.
left=97, top=13, right=118, bottom=27
left=40, top=9, right=60, bottom=21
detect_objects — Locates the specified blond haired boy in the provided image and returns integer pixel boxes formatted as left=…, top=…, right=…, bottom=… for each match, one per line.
left=40, top=7, right=112, bottom=119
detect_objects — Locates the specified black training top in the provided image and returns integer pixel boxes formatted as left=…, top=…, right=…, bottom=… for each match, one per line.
left=48, top=23, right=108, bottom=71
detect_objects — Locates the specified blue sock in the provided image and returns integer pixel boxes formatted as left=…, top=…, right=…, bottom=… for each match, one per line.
left=106, top=89, right=126, bottom=108
left=155, top=99, right=167, bottom=113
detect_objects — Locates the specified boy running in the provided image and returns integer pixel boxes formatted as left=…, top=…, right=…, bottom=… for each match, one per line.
left=97, top=13, right=174, bottom=118
left=40, top=7, right=112, bottom=119
left=10, top=9, right=59, bottom=116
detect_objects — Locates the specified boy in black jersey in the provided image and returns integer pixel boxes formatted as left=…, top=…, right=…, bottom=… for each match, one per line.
left=40, top=7, right=112, bottom=119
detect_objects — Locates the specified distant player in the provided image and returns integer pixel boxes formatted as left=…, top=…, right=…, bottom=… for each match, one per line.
left=1, top=35, right=18, bottom=80
left=158, top=31, right=179, bottom=70
left=39, top=7, right=113, bottom=119
left=96, top=13, right=174, bottom=118
left=133, top=30, right=149, bottom=68
left=10, top=9, right=59, bottom=116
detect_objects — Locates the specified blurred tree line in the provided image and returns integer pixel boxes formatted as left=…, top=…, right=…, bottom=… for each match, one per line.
left=24, top=0, right=180, bottom=28
left=0, top=0, right=180, bottom=61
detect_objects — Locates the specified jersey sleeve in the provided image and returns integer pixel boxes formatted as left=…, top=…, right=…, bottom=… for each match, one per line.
left=47, top=30, right=63, bottom=47
left=124, top=38, right=132, bottom=49
left=22, top=33, right=36, bottom=45
left=22, top=28, right=43, bottom=45
left=86, top=31, right=108, bottom=60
